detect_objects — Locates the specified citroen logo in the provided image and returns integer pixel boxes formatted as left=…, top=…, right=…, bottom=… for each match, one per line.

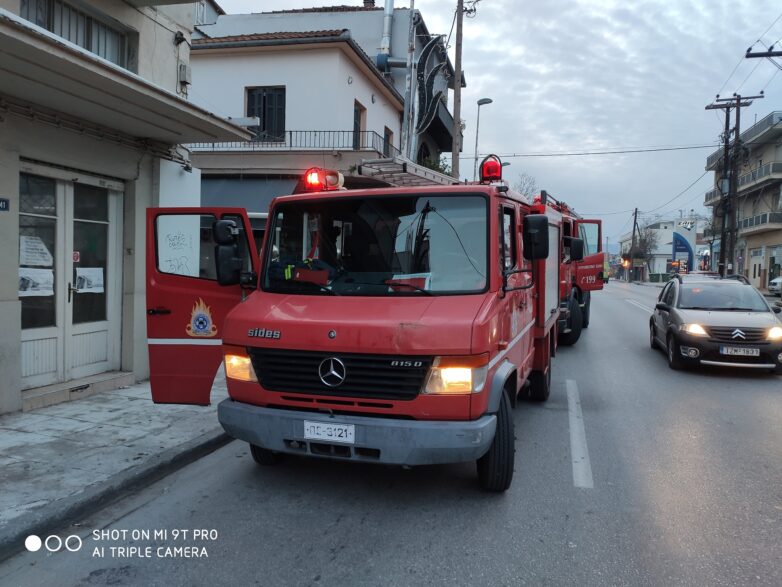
left=318, top=357, right=346, bottom=387
left=731, top=329, right=746, bottom=340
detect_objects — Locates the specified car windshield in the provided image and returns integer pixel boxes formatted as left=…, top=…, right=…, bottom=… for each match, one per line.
left=262, top=194, right=488, bottom=296
left=677, top=282, right=769, bottom=311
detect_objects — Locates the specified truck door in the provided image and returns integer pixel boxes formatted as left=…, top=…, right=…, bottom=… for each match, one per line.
left=574, top=219, right=604, bottom=292
left=146, top=208, right=258, bottom=404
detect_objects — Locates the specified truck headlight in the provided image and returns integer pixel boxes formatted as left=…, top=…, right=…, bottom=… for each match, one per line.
left=768, top=326, right=782, bottom=341
left=224, top=345, right=258, bottom=382
left=681, top=323, right=708, bottom=336
left=423, top=354, right=489, bottom=394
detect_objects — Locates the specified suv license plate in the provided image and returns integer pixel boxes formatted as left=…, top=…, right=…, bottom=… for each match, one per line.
left=303, top=421, right=355, bottom=444
left=720, top=346, right=760, bottom=357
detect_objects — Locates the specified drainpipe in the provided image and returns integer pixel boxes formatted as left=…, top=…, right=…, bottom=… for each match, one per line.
left=379, top=0, right=393, bottom=56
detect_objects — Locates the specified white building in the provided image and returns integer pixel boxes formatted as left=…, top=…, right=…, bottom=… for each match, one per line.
left=619, top=217, right=704, bottom=280
left=0, top=0, right=247, bottom=414
left=187, top=2, right=461, bottom=240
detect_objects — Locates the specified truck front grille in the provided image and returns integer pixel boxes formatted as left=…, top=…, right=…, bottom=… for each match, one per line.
left=247, top=348, right=433, bottom=401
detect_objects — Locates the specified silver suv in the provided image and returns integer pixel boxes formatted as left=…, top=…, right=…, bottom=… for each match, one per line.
left=650, top=275, right=782, bottom=372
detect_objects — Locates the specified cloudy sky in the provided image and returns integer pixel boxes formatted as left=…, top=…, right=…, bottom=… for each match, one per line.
left=218, top=0, right=782, bottom=242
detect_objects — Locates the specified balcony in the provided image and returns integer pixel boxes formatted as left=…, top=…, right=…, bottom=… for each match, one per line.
left=737, top=161, right=782, bottom=193
left=737, top=211, right=782, bottom=236
left=706, top=111, right=782, bottom=170
left=189, top=130, right=401, bottom=158
left=704, top=187, right=720, bottom=206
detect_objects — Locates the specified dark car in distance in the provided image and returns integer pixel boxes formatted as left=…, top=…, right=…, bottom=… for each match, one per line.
left=650, top=275, right=782, bottom=372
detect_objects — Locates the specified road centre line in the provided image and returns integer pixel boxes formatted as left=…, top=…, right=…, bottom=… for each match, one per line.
left=567, top=379, right=594, bottom=489
left=625, top=298, right=653, bottom=312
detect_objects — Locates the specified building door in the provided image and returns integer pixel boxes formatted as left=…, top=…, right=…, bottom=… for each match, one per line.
left=19, top=171, right=123, bottom=389
left=353, top=100, right=365, bottom=150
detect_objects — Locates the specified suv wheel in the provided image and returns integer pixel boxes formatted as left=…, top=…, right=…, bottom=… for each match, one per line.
left=666, top=334, right=685, bottom=370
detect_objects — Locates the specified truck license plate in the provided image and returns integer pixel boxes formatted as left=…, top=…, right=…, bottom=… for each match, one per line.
left=303, top=421, right=355, bottom=444
left=720, top=346, right=760, bottom=357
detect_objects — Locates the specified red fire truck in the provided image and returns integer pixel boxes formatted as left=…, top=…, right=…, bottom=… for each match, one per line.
left=536, top=194, right=604, bottom=346
left=145, top=156, right=578, bottom=491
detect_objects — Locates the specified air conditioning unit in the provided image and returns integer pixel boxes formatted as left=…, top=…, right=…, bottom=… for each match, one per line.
left=178, top=64, right=191, bottom=86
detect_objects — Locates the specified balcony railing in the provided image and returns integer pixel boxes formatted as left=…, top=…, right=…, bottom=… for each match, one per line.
left=189, top=130, right=401, bottom=157
left=706, top=111, right=782, bottom=169
left=737, top=161, right=782, bottom=190
left=737, top=211, right=782, bottom=232
left=704, top=187, right=719, bottom=206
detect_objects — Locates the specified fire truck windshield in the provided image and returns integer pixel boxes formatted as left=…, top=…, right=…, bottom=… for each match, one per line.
left=262, top=194, right=488, bottom=296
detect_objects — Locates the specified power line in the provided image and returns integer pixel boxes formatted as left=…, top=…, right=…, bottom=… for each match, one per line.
left=643, top=171, right=710, bottom=214
left=460, top=143, right=719, bottom=159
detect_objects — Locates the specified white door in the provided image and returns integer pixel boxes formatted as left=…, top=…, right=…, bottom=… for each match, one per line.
left=19, top=170, right=123, bottom=389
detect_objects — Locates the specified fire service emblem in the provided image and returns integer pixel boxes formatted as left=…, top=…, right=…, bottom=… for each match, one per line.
left=186, top=298, right=218, bottom=337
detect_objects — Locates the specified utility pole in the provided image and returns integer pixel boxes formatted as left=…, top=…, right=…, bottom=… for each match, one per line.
left=450, top=0, right=464, bottom=179
left=629, top=207, right=638, bottom=282
left=704, top=93, right=762, bottom=276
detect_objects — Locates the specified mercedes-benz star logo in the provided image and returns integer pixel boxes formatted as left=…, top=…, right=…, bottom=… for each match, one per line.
left=731, top=329, right=746, bottom=340
left=318, top=357, right=346, bottom=387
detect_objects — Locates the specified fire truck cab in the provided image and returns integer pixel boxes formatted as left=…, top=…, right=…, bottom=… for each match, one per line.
left=145, top=157, right=568, bottom=491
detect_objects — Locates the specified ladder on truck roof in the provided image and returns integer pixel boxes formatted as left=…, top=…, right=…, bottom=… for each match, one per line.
left=357, top=156, right=456, bottom=187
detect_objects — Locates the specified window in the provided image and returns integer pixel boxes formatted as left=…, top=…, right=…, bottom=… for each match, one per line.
left=501, top=207, right=517, bottom=270
left=155, top=214, right=252, bottom=281
left=246, top=87, right=286, bottom=141
left=663, top=283, right=676, bottom=306
left=20, top=0, right=130, bottom=69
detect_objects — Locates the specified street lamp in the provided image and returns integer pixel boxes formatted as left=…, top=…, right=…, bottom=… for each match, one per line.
left=473, top=97, right=493, bottom=181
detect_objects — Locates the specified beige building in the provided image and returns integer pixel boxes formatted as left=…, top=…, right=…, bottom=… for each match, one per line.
left=704, top=111, right=782, bottom=289
left=0, top=0, right=247, bottom=414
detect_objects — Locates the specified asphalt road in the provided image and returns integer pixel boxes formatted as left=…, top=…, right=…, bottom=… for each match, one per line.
left=2, top=281, right=780, bottom=586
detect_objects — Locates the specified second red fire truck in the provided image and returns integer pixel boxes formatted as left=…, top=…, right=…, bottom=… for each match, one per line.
left=535, top=194, right=604, bottom=346
left=145, top=156, right=583, bottom=491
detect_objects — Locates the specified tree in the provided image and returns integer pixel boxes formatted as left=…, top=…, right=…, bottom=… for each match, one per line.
left=513, top=173, right=537, bottom=198
left=419, top=155, right=451, bottom=176
left=633, top=224, right=659, bottom=278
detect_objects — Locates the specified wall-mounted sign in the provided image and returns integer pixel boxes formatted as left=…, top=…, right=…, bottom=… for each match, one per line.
left=0, top=198, right=9, bottom=211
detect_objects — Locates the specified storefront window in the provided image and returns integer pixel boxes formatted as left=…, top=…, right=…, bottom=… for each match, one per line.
left=19, top=174, right=57, bottom=329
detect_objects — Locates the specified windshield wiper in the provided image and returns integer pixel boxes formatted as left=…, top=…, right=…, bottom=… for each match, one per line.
left=720, top=307, right=758, bottom=311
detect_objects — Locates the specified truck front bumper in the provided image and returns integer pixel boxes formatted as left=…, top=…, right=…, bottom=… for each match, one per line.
left=217, top=399, right=496, bottom=466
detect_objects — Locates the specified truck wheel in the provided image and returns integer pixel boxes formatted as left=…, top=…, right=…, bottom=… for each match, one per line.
left=250, top=443, right=283, bottom=465
left=558, top=297, right=583, bottom=346
left=582, top=293, right=591, bottom=328
left=666, top=335, right=685, bottom=371
left=527, top=364, right=551, bottom=402
left=477, top=390, right=515, bottom=492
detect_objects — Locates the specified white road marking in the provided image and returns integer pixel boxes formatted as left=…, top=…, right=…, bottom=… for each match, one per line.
left=625, top=298, right=653, bottom=312
left=567, top=379, right=594, bottom=489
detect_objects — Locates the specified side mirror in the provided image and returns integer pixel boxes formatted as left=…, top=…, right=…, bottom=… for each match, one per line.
left=772, top=306, right=781, bottom=314
left=522, top=214, right=549, bottom=260
left=570, top=238, right=584, bottom=262
left=214, top=219, right=239, bottom=245
left=215, top=243, right=243, bottom=285
left=655, top=302, right=668, bottom=312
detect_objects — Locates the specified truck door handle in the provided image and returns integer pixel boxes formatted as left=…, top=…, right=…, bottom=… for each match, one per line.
left=147, top=307, right=172, bottom=316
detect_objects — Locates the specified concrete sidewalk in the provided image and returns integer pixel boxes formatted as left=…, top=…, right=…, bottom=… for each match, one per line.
left=0, top=371, right=230, bottom=561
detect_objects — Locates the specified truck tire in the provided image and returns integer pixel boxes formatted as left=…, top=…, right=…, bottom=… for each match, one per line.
left=527, top=364, right=551, bottom=402
left=582, top=292, right=591, bottom=328
left=250, top=443, right=283, bottom=465
left=477, top=390, right=514, bottom=492
left=558, top=297, right=583, bottom=346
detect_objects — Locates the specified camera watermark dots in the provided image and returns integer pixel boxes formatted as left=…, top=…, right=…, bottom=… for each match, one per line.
left=25, top=534, right=83, bottom=553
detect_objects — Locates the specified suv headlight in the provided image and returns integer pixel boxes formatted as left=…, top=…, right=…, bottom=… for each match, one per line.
left=680, top=323, right=708, bottom=336
left=423, top=354, right=489, bottom=395
left=768, top=326, right=782, bottom=341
